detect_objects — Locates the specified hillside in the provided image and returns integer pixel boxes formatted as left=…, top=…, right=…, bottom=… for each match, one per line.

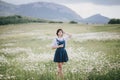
left=83, top=14, right=110, bottom=24
left=0, top=0, right=110, bottom=24
left=0, top=1, right=82, bottom=21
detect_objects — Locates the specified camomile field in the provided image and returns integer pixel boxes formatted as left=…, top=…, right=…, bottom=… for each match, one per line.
left=0, top=23, right=120, bottom=80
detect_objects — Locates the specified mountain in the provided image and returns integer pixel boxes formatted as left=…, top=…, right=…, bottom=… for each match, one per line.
left=0, top=1, right=82, bottom=21
left=17, top=2, right=82, bottom=21
left=83, top=14, right=110, bottom=24
left=0, top=0, right=17, bottom=16
left=0, top=0, right=110, bottom=23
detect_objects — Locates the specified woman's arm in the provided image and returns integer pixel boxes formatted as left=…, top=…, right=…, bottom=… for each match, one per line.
left=64, top=32, right=72, bottom=38
left=52, top=44, right=63, bottom=49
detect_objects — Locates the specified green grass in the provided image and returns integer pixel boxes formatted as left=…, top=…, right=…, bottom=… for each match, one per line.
left=91, top=24, right=120, bottom=32
left=0, top=23, right=120, bottom=80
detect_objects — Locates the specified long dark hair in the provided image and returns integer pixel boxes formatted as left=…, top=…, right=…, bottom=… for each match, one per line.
left=56, top=29, right=63, bottom=36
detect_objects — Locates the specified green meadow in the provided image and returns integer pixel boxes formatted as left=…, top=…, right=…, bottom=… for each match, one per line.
left=0, top=23, right=120, bottom=80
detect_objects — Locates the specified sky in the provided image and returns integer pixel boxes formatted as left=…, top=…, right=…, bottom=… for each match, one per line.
left=2, top=0, right=120, bottom=18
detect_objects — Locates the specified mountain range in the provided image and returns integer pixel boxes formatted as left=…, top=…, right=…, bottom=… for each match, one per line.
left=83, top=14, right=110, bottom=24
left=0, top=0, right=110, bottom=24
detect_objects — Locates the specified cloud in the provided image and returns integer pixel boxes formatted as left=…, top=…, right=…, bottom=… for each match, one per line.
left=52, top=0, right=120, bottom=6
left=74, top=0, right=120, bottom=5
left=2, top=0, right=120, bottom=5
left=65, top=3, right=120, bottom=18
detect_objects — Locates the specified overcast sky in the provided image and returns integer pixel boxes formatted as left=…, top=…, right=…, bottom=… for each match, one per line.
left=2, top=0, right=120, bottom=18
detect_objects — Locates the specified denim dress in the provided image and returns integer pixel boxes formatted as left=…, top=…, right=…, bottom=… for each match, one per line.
left=54, top=38, right=68, bottom=62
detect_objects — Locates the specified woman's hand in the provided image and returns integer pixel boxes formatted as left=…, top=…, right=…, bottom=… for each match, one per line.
left=64, top=32, right=72, bottom=38
left=52, top=44, right=63, bottom=49
left=58, top=44, right=64, bottom=48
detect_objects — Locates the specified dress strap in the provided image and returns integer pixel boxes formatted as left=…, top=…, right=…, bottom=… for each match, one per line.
left=56, top=38, right=65, bottom=41
left=56, top=38, right=59, bottom=42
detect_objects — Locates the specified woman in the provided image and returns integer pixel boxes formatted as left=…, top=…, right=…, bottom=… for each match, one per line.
left=52, top=29, right=72, bottom=78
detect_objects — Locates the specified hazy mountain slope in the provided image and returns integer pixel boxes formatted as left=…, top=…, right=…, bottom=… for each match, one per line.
left=84, top=14, right=110, bottom=24
left=0, top=1, right=82, bottom=21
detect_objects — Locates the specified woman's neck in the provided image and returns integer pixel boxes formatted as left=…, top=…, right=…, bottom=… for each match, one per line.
left=58, top=36, right=63, bottom=38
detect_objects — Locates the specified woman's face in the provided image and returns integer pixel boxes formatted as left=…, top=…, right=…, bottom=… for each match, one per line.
left=58, top=30, right=63, bottom=37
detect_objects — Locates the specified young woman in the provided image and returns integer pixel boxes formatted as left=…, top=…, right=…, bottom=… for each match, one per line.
left=52, top=29, right=72, bottom=78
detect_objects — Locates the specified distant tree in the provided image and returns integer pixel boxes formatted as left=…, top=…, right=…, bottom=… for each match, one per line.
left=69, top=21, right=78, bottom=24
left=49, top=21, right=63, bottom=23
left=58, top=21, right=63, bottom=23
left=108, top=19, right=120, bottom=24
left=49, top=21, right=56, bottom=23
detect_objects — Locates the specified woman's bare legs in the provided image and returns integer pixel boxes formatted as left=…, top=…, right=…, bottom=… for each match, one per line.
left=57, top=62, right=64, bottom=79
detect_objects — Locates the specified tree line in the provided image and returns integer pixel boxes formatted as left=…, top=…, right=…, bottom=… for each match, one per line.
left=0, top=15, right=66, bottom=25
left=1, top=15, right=120, bottom=25
left=0, top=15, right=47, bottom=25
left=0, top=15, right=79, bottom=25
left=108, top=19, right=120, bottom=24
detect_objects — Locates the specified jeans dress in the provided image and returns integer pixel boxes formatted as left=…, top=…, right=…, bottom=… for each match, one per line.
left=54, top=38, right=68, bottom=62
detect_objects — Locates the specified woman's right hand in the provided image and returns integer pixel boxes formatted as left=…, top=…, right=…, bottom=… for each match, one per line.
left=52, top=44, right=63, bottom=49
left=58, top=44, right=64, bottom=48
